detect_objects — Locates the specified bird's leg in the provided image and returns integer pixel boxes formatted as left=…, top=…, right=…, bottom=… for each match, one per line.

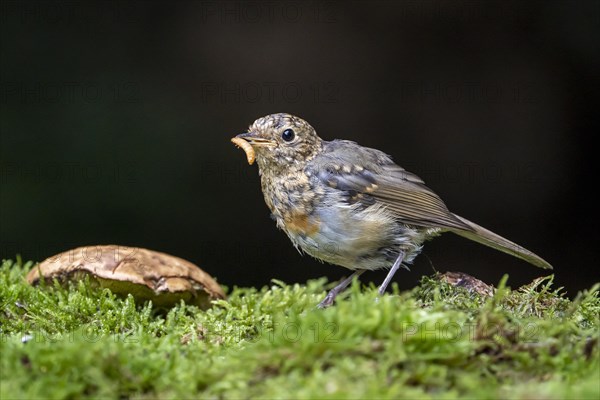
left=378, top=251, right=405, bottom=296
left=317, top=270, right=366, bottom=308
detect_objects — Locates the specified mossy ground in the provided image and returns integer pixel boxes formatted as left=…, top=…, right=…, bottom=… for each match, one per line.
left=1, top=258, right=599, bottom=399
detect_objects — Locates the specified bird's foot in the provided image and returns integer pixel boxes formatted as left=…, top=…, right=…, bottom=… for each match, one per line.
left=316, top=292, right=336, bottom=309
left=316, top=270, right=366, bottom=309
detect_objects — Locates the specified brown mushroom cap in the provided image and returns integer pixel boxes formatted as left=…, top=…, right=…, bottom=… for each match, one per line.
left=26, top=245, right=226, bottom=309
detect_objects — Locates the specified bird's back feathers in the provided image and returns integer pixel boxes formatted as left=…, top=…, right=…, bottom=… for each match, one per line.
left=309, top=139, right=552, bottom=270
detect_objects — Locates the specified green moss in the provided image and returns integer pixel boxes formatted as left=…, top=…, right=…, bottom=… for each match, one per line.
left=1, top=259, right=598, bottom=399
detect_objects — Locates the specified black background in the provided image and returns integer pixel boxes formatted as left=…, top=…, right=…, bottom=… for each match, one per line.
left=1, top=1, right=598, bottom=296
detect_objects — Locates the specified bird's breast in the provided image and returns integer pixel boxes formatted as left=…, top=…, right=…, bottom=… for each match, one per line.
left=259, top=170, right=323, bottom=224
left=282, top=196, right=405, bottom=270
left=259, top=171, right=428, bottom=270
left=284, top=212, right=321, bottom=237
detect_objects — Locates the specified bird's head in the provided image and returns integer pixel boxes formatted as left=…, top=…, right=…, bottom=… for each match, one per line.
left=233, top=113, right=323, bottom=172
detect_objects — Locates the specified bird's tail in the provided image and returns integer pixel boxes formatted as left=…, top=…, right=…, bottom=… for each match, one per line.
left=450, top=214, right=553, bottom=270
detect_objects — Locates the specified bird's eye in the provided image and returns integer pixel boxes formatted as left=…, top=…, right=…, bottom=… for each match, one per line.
left=281, top=129, right=295, bottom=142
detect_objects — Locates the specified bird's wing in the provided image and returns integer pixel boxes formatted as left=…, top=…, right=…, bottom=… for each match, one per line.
left=307, top=140, right=472, bottom=230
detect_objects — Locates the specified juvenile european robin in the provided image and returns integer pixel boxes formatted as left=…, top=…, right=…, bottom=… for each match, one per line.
left=232, top=113, right=552, bottom=308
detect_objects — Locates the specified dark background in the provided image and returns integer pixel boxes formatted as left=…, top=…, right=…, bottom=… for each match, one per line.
left=1, top=1, right=598, bottom=296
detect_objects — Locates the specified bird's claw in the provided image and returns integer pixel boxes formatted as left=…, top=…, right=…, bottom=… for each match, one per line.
left=316, top=294, right=335, bottom=309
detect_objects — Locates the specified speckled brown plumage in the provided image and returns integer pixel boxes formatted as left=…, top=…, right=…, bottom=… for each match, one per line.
left=233, top=113, right=552, bottom=307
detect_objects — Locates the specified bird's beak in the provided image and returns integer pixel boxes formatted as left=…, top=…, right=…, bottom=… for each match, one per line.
left=235, top=132, right=276, bottom=148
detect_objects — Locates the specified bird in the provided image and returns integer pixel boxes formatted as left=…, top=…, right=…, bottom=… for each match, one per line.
left=232, top=113, right=552, bottom=308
